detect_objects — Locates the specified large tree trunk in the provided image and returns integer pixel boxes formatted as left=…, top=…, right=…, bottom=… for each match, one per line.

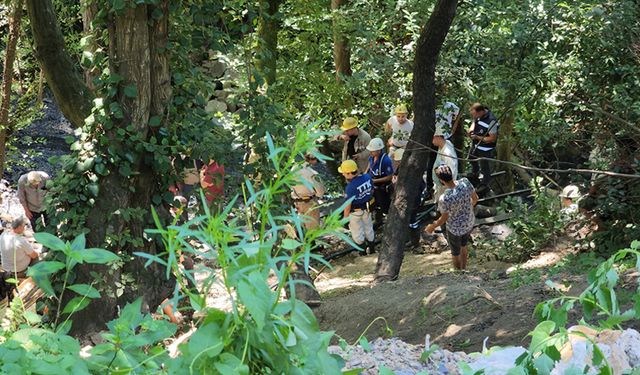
left=25, top=0, right=93, bottom=128
left=331, top=0, right=352, bottom=82
left=375, top=0, right=458, bottom=282
left=0, top=0, right=24, bottom=179
left=27, top=0, right=173, bottom=335
left=256, top=0, right=281, bottom=85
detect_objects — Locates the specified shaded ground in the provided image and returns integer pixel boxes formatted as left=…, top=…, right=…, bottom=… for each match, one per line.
left=314, top=232, right=588, bottom=353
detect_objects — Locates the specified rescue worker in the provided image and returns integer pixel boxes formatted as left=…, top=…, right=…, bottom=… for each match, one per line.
left=291, top=155, right=327, bottom=231
left=339, top=160, right=375, bottom=255
left=339, top=117, right=371, bottom=174
left=559, top=185, right=581, bottom=216
left=467, top=103, right=499, bottom=191
left=17, top=171, right=49, bottom=231
left=386, top=104, right=414, bottom=159
left=367, top=138, right=394, bottom=227
left=431, top=125, right=458, bottom=202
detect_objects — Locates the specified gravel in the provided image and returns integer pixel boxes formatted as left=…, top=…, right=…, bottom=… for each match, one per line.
left=329, top=336, right=470, bottom=374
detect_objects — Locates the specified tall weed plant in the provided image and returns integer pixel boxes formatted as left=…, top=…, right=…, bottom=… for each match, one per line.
left=0, top=123, right=349, bottom=374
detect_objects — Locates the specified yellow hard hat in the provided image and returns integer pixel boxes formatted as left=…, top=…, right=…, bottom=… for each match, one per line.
left=394, top=104, right=408, bottom=114
left=338, top=159, right=358, bottom=174
left=341, top=117, right=358, bottom=131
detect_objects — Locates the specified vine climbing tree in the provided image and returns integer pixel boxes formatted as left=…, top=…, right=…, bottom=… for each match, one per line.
left=26, top=0, right=175, bottom=335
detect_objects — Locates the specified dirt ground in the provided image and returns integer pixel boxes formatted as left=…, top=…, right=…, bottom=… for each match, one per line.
left=313, top=232, right=588, bottom=353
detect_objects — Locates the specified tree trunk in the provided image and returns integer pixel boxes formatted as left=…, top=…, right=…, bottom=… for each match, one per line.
left=256, top=0, right=281, bottom=85
left=27, top=0, right=173, bottom=335
left=25, top=0, right=94, bottom=128
left=0, top=0, right=24, bottom=179
left=331, top=0, right=352, bottom=82
left=375, top=0, right=458, bottom=282
left=81, top=0, right=99, bottom=91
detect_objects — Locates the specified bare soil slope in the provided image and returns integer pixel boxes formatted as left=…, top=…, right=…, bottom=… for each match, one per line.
left=314, top=240, right=586, bottom=353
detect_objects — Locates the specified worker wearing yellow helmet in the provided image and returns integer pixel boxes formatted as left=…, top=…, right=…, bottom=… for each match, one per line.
left=338, top=159, right=375, bottom=255
left=385, top=104, right=414, bottom=160
left=339, top=116, right=372, bottom=174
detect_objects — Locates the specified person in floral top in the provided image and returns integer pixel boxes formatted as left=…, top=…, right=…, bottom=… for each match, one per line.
left=426, top=165, right=478, bottom=270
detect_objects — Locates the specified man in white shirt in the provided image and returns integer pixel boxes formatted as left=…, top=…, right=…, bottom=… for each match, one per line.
left=432, top=125, right=458, bottom=202
left=386, top=104, right=414, bottom=160
left=0, top=217, right=39, bottom=278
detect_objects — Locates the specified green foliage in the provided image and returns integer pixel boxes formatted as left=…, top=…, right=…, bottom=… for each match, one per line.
left=0, top=125, right=346, bottom=373
left=536, top=241, right=640, bottom=330
left=27, top=232, right=120, bottom=328
left=486, top=179, right=564, bottom=262
left=461, top=241, right=640, bottom=374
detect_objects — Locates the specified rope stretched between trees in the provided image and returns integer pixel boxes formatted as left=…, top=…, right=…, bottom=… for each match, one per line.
left=404, top=138, right=640, bottom=179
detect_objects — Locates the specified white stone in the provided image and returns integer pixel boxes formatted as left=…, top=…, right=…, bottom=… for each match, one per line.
left=205, top=100, right=227, bottom=114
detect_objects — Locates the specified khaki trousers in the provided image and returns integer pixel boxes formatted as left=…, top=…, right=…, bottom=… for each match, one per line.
left=294, top=199, right=321, bottom=230
left=349, top=209, right=374, bottom=245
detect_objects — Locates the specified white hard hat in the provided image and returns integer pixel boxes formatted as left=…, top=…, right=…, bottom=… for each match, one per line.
left=393, top=148, right=405, bottom=161
left=560, top=185, right=581, bottom=199
left=366, top=138, right=385, bottom=151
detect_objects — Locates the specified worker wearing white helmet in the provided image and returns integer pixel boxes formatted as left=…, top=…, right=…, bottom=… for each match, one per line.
left=367, top=138, right=394, bottom=227
left=560, top=185, right=581, bottom=216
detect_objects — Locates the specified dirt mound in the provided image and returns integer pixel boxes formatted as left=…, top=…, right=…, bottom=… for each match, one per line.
left=314, top=239, right=587, bottom=353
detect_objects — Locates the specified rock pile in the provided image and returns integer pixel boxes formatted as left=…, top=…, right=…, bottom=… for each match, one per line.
left=329, top=337, right=470, bottom=374
left=332, top=327, right=640, bottom=374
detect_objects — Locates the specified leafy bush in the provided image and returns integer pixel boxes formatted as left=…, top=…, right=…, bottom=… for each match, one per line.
left=0, top=125, right=348, bottom=374
left=495, top=179, right=564, bottom=262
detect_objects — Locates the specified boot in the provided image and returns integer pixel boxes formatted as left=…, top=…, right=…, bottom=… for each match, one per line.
left=366, top=240, right=376, bottom=255
left=357, top=242, right=367, bottom=256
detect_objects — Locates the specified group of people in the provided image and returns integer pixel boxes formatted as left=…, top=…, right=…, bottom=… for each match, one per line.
left=334, top=102, right=500, bottom=268
left=0, top=171, right=48, bottom=280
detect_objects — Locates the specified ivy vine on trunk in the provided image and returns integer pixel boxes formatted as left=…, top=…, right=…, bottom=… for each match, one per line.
left=26, top=0, right=173, bottom=335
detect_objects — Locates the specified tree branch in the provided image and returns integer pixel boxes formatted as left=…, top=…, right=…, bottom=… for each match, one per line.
left=25, top=0, right=93, bottom=127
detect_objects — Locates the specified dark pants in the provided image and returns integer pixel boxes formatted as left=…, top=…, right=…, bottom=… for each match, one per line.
left=373, top=184, right=391, bottom=223
left=470, top=148, right=495, bottom=188
left=29, top=211, right=48, bottom=232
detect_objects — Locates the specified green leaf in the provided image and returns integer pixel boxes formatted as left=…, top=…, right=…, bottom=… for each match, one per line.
left=80, top=249, right=120, bottom=264
left=359, top=336, right=371, bottom=352
left=33, top=233, right=67, bottom=252
left=32, top=275, right=56, bottom=297
left=27, top=261, right=66, bottom=277
left=63, top=296, right=91, bottom=315
left=124, top=85, right=138, bottom=98
left=70, top=233, right=86, bottom=252
left=213, top=353, right=249, bottom=375
left=149, top=116, right=162, bottom=127
left=282, top=238, right=303, bottom=250
left=533, top=353, right=556, bottom=375
left=529, top=321, right=556, bottom=352
left=95, top=162, right=108, bottom=176
left=379, top=366, right=395, bottom=375
left=237, top=272, right=272, bottom=330
left=342, top=370, right=364, bottom=375
left=187, top=323, right=223, bottom=359
left=87, top=183, right=100, bottom=197
left=68, top=284, right=101, bottom=299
